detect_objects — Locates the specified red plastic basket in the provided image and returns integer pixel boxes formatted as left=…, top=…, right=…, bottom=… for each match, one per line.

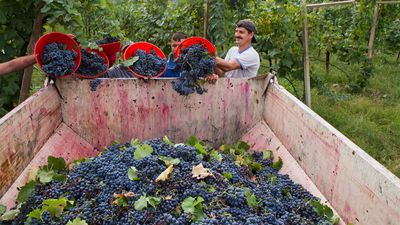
left=34, top=32, right=81, bottom=78
left=74, top=49, right=110, bottom=79
left=174, top=37, right=217, bottom=59
left=123, top=42, right=167, bottom=79
left=98, top=42, right=121, bottom=67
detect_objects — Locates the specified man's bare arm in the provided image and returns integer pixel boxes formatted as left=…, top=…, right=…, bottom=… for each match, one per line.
left=215, top=56, right=241, bottom=72
left=0, top=55, right=36, bottom=76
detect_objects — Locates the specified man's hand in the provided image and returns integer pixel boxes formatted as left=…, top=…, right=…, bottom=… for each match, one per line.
left=205, top=74, right=219, bottom=84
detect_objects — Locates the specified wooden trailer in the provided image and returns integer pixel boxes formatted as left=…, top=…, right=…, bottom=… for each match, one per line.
left=0, top=76, right=399, bottom=225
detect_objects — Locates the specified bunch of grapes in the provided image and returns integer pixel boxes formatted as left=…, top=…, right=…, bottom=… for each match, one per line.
left=129, top=49, right=167, bottom=77
left=89, top=79, right=102, bottom=91
left=40, top=42, right=78, bottom=76
left=3, top=138, right=331, bottom=225
left=96, top=35, right=120, bottom=45
left=76, top=49, right=107, bottom=77
left=172, top=45, right=215, bottom=96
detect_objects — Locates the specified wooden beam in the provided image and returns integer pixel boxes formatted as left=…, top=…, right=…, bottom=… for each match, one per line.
left=307, top=0, right=355, bottom=9
left=303, top=0, right=311, bottom=107
left=18, top=0, right=44, bottom=103
left=368, top=4, right=379, bottom=60
left=377, top=1, right=400, bottom=4
left=203, top=0, right=209, bottom=39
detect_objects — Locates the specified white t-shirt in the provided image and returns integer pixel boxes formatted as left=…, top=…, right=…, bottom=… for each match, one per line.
left=224, top=46, right=260, bottom=78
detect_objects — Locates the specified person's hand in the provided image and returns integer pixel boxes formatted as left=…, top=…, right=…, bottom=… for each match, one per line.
left=205, top=74, right=219, bottom=84
left=214, top=57, right=223, bottom=66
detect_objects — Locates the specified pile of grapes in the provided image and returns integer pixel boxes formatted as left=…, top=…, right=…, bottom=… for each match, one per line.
left=96, top=35, right=120, bottom=45
left=172, top=45, right=215, bottom=96
left=40, top=43, right=78, bottom=76
left=1, top=137, right=335, bottom=225
left=76, top=49, right=108, bottom=77
left=129, top=49, right=167, bottom=77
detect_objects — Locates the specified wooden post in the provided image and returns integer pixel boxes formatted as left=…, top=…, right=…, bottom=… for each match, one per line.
left=326, top=50, right=330, bottom=75
left=368, top=4, right=379, bottom=60
left=203, top=0, right=209, bottom=39
left=303, top=0, right=311, bottom=107
left=19, top=1, right=44, bottom=103
left=307, top=0, right=355, bottom=8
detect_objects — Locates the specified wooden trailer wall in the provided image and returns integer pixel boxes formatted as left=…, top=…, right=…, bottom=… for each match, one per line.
left=56, top=78, right=267, bottom=149
left=1, top=77, right=399, bottom=225
left=0, top=86, right=62, bottom=197
left=264, top=84, right=400, bottom=225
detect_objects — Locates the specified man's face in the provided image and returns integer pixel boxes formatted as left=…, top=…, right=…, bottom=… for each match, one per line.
left=235, top=27, right=253, bottom=46
left=171, top=39, right=183, bottom=54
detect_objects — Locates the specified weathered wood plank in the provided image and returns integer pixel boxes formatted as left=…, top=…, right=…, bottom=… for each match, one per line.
left=264, top=84, right=400, bottom=225
left=241, top=120, right=344, bottom=224
left=0, top=122, right=97, bottom=209
left=57, top=78, right=265, bottom=148
left=0, top=85, right=62, bottom=197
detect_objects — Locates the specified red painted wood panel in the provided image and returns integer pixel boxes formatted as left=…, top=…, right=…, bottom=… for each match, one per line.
left=0, top=86, right=61, bottom=197
left=0, top=123, right=97, bottom=209
left=57, top=78, right=265, bottom=148
left=264, top=84, right=400, bottom=225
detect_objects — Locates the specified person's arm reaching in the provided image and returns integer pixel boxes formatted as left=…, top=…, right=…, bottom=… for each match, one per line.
left=214, top=56, right=241, bottom=72
left=0, top=55, right=36, bottom=76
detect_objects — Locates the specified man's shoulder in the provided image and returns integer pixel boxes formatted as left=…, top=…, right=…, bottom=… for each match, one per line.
left=227, top=46, right=239, bottom=54
left=243, top=46, right=260, bottom=59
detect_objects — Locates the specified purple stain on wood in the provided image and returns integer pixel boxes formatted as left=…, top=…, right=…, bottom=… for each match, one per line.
left=118, top=89, right=130, bottom=137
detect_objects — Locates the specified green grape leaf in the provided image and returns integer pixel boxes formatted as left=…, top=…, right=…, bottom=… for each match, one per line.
left=262, top=150, right=273, bottom=160
left=192, top=207, right=206, bottom=221
left=0, top=209, right=20, bottom=221
left=134, top=144, right=154, bottom=160
left=244, top=191, right=258, bottom=208
left=66, top=218, right=88, bottom=225
left=186, top=136, right=198, bottom=146
left=37, top=170, right=56, bottom=184
left=194, top=142, right=207, bottom=156
left=162, top=136, right=174, bottom=146
left=128, top=166, right=140, bottom=181
left=147, top=196, right=161, bottom=208
left=42, top=197, right=74, bottom=218
left=134, top=194, right=161, bottom=211
left=17, top=180, right=37, bottom=204
left=271, top=157, right=283, bottom=171
left=123, top=56, right=139, bottom=67
left=182, top=196, right=205, bottom=221
left=210, top=150, right=222, bottom=163
left=182, top=197, right=196, bottom=214
left=130, top=138, right=141, bottom=147
left=268, top=173, right=278, bottom=185
left=134, top=195, right=148, bottom=210
left=222, top=172, right=233, bottom=180
left=0, top=204, right=6, bottom=216
left=46, top=156, right=67, bottom=171
left=27, top=208, right=42, bottom=221
left=218, top=144, right=231, bottom=154
left=158, top=156, right=181, bottom=166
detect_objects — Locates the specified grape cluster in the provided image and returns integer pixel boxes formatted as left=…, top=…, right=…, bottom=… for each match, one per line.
left=89, top=79, right=102, bottom=91
left=76, top=49, right=107, bottom=77
left=40, top=42, right=78, bottom=76
left=96, top=35, right=120, bottom=45
left=129, top=49, right=167, bottom=77
left=2, top=138, right=331, bottom=225
left=172, top=45, right=215, bottom=95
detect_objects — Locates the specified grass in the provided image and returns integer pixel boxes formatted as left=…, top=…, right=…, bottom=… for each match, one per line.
left=277, top=52, right=400, bottom=177
left=29, top=52, right=400, bottom=177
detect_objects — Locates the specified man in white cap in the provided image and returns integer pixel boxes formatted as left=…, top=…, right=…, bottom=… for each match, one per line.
left=213, top=19, right=260, bottom=79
